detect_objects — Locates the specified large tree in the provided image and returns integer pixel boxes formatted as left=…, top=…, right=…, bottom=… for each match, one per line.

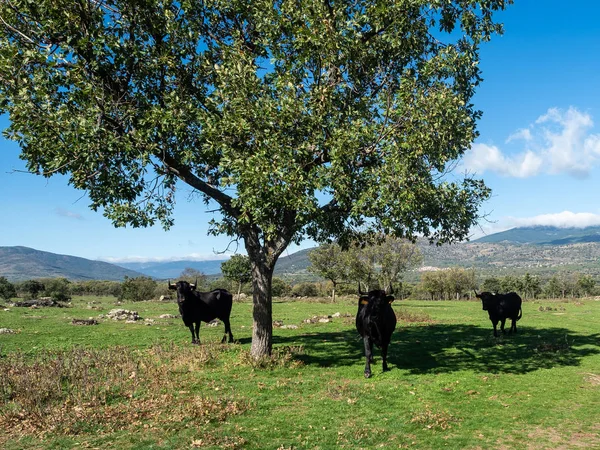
left=0, top=0, right=509, bottom=357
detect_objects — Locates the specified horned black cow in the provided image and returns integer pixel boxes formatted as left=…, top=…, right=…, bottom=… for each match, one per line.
left=168, top=280, right=234, bottom=344
left=475, top=291, right=522, bottom=337
left=355, top=284, right=397, bottom=378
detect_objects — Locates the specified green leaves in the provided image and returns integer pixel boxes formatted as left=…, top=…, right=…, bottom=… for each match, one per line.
left=0, top=0, right=509, bottom=248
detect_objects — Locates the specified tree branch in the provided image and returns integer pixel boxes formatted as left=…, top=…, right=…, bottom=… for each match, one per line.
left=161, top=153, right=239, bottom=218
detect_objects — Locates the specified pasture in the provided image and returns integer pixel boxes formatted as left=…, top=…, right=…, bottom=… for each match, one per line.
left=1, top=295, right=599, bottom=449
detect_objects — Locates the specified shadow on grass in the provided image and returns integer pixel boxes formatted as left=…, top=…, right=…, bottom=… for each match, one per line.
left=269, top=324, right=600, bottom=375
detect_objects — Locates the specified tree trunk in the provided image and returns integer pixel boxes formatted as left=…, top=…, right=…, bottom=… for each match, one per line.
left=331, top=282, right=336, bottom=303
left=250, top=260, right=274, bottom=358
left=243, top=227, right=284, bottom=359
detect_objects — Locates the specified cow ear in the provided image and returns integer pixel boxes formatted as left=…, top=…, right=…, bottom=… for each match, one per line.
left=386, top=295, right=395, bottom=304
left=360, top=297, right=369, bottom=305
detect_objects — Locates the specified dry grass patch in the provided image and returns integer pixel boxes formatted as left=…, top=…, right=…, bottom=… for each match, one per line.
left=0, top=343, right=248, bottom=440
left=395, top=309, right=434, bottom=324
left=410, top=407, right=458, bottom=430
left=236, top=345, right=305, bottom=370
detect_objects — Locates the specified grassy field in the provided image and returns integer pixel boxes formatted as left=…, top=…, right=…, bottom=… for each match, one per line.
left=0, top=295, right=599, bottom=449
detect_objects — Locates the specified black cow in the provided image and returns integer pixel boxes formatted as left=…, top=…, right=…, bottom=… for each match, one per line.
left=168, top=280, right=234, bottom=344
left=355, top=284, right=397, bottom=378
left=475, top=291, right=522, bottom=337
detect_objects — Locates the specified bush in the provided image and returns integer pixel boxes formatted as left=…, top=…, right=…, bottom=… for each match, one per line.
left=119, top=276, right=157, bottom=302
left=0, top=277, right=17, bottom=300
left=272, top=277, right=292, bottom=297
left=291, top=282, right=319, bottom=297
left=43, top=278, right=71, bottom=302
left=17, top=280, right=45, bottom=299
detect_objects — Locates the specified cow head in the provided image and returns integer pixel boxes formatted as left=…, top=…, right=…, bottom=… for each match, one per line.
left=474, top=291, right=495, bottom=311
left=168, top=280, right=197, bottom=303
left=358, top=283, right=395, bottom=306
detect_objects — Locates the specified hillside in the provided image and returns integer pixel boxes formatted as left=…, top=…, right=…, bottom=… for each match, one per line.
left=474, top=225, right=600, bottom=245
left=6, top=224, right=600, bottom=283
left=117, top=259, right=226, bottom=279
left=115, top=248, right=315, bottom=279
left=0, top=247, right=145, bottom=282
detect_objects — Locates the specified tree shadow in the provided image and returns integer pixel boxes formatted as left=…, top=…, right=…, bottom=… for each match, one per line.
left=270, top=324, right=600, bottom=375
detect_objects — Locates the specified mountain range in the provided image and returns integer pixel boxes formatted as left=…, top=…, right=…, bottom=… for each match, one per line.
left=0, top=246, right=145, bottom=282
left=3, top=226, right=600, bottom=282
left=474, top=225, right=600, bottom=245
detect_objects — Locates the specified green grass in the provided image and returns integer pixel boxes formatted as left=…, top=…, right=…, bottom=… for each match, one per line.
left=1, top=296, right=599, bottom=449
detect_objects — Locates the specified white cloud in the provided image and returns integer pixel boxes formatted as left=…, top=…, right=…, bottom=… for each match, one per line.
left=463, top=143, right=542, bottom=178
left=99, top=252, right=234, bottom=263
left=506, top=128, right=532, bottom=143
left=471, top=211, right=600, bottom=240
left=54, top=207, right=83, bottom=220
left=509, top=211, right=600, bottom=229
left=463, top=107, right=600, bottom=178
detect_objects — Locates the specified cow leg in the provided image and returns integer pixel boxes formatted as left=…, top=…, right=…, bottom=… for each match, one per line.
left=221, top=318, right=234, bottom=343
left=500, top=318, right=507, bottom=335
left=363, top=337, right=373, bottom=378
left=188, top=325, right=197, bottom=344
left=491, top=319, right=499, bottom=337
left=194, top=322, right=201, bottom=344
left=511, top=318, right=517, bottom=334
left=381, top=342, right=390, bottom=372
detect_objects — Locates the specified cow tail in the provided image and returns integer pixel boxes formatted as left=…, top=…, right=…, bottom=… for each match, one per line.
left=517, top=307, right=522, bottom=321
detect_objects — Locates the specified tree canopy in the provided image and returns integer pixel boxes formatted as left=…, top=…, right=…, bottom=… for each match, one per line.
left=0, top=0, right=511, bottom=356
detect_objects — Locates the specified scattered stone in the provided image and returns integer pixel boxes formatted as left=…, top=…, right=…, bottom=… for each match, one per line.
left=159, top=314, right=178, bottom=319
left=144, top=318, right=156, bottom=324
left=318, top=318, right=331, bottom=323
left=106, top=309, right=141, bottom=321
left=72, top=318, right=99, bottom=326
left=207, top=319, right=219, bottom=327
left=281, top=324, right=298, bottom=330
left=332, top=312, right=341, bottom=318
left=0, top=328, right=16, bottom=334
left=12, top=299, right=63, bottom=308
left=273, top=320, right=284, bottom=327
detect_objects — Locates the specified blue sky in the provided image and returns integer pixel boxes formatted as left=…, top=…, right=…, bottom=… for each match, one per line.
left=1, top=1, right=600, bottom=262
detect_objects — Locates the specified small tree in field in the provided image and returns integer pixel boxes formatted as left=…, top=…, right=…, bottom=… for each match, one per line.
left=19, top=280, right=45, bottom=300
left=0, top=0, right=509, bottom=357
left=44, top=277, right=72, bottom=302
left=178, top=268, right=207, bottom=287
left=346, top=236, right=422, bottom=290
left=0, top=277, right=17, bottom=300
left=120, top=276, right=157, bottom=302
left=221, top=255, right=252, bottom=299
left=308, top=243, right=349, bottom=302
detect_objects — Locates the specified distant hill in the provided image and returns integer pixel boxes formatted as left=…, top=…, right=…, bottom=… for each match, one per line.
left=116, top=247, right=316, bottom=279
left=0, top=246, right=145, bottom=282
left=474, top=225, right=600, bottom=245
left=116, top=259, right=227, bottom=279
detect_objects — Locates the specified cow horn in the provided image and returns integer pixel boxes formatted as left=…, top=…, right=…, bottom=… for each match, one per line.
left=190, top=278, right=197, bottom=289
left=358, top=282, right=366, bottom=296
left=386, top=283, right=394, bottom=295
left=168, top=279, right=176, bottom=289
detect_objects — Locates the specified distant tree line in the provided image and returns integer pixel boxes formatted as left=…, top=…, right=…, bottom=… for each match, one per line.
left=0, top=265, right=597, bottom=303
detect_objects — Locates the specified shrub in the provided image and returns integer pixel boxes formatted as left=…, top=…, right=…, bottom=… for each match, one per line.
left=272, top=277, right=292, bottom=297
left=0, top=276, right=16, bottom=300
left=119, top=276, right=157, bottom=302
left=291, top=282, right=319, bottom=297
left=43, top=277, right=72, bottom=302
